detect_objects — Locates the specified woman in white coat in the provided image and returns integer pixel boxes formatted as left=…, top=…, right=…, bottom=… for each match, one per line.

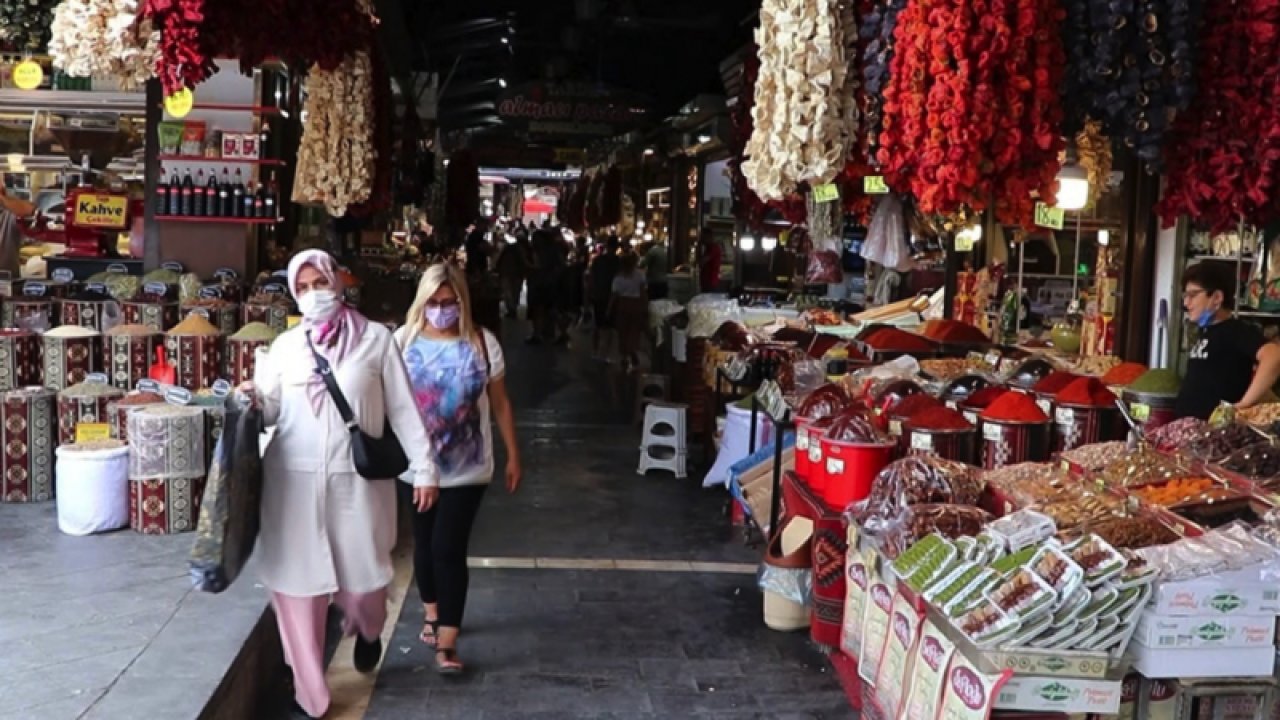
left=239, top=249, right=439, bottom=720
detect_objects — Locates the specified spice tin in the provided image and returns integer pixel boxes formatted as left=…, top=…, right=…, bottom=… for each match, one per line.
left=121, top=300, right=180, bottom=332
left=57, top=382, right=125, bottom=445
left=904, top=426, right=978, bottom=465
left=1051, top=403, right=1122, bottom=453
left=126, top=405, right=206, bottom=481
left=180, top=302, right=239, bottom=335
left=0, top=329, right=41, bottom=391
left=108, top=393, right=165, bottom=444
left=241, top=301, right=290, bottom=333
left=103, top=331, right=163, bottom=390
left=165, top=334, right=225, bottom=392
left=128, top=476, right=206, bottom=534
left=1121, top=388, right=1178, bottom=436
left=980, top=418, right=1052, bottom=469
left=226, top=336, right=269, bottom=384
left=0, top=387, right=55, bottom=502
left=3, top=298, right=54, bottom=330
left=58, top=298, right=119, bottom=332
left=41, top=333, right=101, bottom=391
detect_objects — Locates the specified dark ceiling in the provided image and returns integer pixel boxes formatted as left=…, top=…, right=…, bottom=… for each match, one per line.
left=383, top=0, right=758, bottom=132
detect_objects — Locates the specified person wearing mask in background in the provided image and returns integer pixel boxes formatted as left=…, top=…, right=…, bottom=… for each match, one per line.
left=698, top=228, right=722, bottom=292
left=395, top=263, right=520, bottom=675
left=238, top=250, right=439, bottom=720
left=588, top=236, right=621, bottom=361
left=0, top=186, right=34, bottom=277
left=610, top=251, right=648, bottom=371
left=1176, top=262, right=1280, bottom=419
left=641, top=238, right=669, bottom=300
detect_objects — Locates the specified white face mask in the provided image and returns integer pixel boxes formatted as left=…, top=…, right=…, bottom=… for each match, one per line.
left=297, top=289, right=341, bottom=320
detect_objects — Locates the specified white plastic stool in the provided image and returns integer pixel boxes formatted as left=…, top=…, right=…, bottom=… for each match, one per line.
left=634, top=373, right=671, bottom=423
left=637, top=444, right=688, bottom=478
left=640, top=401, right=687, bottom=452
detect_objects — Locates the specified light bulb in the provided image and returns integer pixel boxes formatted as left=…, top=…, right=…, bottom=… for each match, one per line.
left=761, top=236, right=778, bottom=251
left=498, top=78, right=507, bottom=88
left=643, top=148, right=655, bottom=156
left=637, top=220, right=646, bottom=229
left=739, top=235, right=756, bottom=251
left=697, top=134, right=711, bottom=144
left=1055, top=165, right=1090, bottom=211
left=643, top=232, right=653, bottom=242
left=1097, top=230, right=1110, bottom=246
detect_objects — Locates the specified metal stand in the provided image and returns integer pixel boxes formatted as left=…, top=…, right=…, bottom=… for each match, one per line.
left=749, top=395, right=795, bottom=538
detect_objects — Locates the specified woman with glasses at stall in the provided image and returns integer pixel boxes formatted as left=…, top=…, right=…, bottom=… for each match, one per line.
left=395, top=262, right=521, bottom=674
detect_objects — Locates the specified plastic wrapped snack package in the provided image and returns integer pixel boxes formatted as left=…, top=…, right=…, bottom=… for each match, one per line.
left=687, top=296, right=742, bottom=338
left=127, top=405, right=207, bottom=480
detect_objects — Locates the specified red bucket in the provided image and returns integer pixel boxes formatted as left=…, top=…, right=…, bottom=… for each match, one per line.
left=819, top=436, right=894, bottom=511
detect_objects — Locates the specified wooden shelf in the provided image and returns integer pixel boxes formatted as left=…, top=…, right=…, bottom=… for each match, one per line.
left=159, top=155, right=285, bottom=166
left=155, top=215, right=276, bottom=225
left=188, top=103, right=282, bottom=115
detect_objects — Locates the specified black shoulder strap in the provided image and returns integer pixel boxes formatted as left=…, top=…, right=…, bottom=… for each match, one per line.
left=476, top=330, right=491, bottom=376
left=305, top=331, right=358, bottom=427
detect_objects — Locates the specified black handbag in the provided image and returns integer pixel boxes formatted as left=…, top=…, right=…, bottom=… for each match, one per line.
left=306, top=332, right=409, bottom=480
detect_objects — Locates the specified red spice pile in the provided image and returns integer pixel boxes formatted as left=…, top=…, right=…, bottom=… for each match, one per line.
left=1032, top=371, right=1081, bottom=395
left=981, top=391, right=1050, bottom=423
left=1100, top=362, right=1147, bottom=386
left=862, top=327, right=937, bottom=352
left=1055, top=378, right=1118, bottom=407
left=890, top=392, right=943, bottom=419
left=919, top=319, right=990, bottom=344
left=960, top=386, right=1008, bottom=409
left=905, top=406, right=974, bottom=431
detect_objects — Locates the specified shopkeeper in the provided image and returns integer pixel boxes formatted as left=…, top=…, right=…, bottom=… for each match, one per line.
left=1176, top=263, right=1280, bottom=419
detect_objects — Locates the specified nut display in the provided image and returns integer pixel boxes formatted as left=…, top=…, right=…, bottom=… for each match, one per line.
left=1038, top=492, right=1128, bottom=530
left=920, top=358, right=977, bottom=382
left=1185, top=424, right=1262, bottom=463
left=1237, top=403, right=1280, bottom=427
left=1099, top=445, right=1190, bottom=487
left=1079, top=515, right=1181, bottom=549
left=1059, top=442, right=1129, bottom=472
left=1146, top=417, right=1209, bottom=451
left=1220, top=443, right=1280, bottom=480
left=907, top=504, right=993, bottom=540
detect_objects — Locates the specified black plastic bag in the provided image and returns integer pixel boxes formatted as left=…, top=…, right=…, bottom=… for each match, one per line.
left=189, top=398, right=264, bottom=593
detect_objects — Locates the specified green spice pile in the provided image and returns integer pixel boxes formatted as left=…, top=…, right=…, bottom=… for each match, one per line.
left=1129, top=369, right=1181, bottom=395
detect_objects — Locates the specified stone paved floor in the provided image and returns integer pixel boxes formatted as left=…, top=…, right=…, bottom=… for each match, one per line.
left=354, top=326, right=854, bottom=719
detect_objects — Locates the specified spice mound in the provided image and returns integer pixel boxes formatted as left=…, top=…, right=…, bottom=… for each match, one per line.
left=889, top=392, right=943, bottom=419
left=231, top=322, right=279, bottom=342
left=107, top=323, right=161, bottom=337
left=1100, top=362, right=1147, bottom=386
left=904, top=406, right=973, bottom=432
left=1129, top=369, right=1181, bottom=395
left=1032, top=371, right=1081, bottom=395
left=961, top=386, right=1008, bottom=410
left=862, top=327, right=936, bottom=353
left=1055, top=378, right=1118, bottom=407
left=44, top=326, right=99, bottom=339
left=169, top=313, right=222, bottom=337
left=918, top=319, right=989, bottom=344
left=980, top=392, right=1050, bottom=423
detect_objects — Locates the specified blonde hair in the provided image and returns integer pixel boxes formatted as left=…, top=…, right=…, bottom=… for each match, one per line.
left=405, top=263, right=482, bottom=349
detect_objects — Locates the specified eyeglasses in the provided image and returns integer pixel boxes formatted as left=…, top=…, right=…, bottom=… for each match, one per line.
left=1182, top=289, right=1206, bottom=301
left=425, top=299, right=459, bottom=309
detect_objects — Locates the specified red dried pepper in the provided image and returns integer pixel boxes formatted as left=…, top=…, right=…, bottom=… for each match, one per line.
left=144, top=0, right=217, bottom=96
left=890, top=392, right=944, bottom=419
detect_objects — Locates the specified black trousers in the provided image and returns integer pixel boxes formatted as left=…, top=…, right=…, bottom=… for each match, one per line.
left=412, top=484, right=488, bottom=628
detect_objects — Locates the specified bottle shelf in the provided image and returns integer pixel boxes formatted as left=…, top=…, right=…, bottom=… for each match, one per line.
left=159, top=155, right=285, bottom=166
left=188, top=103, right=283, bottom=116
left=155, top=215, right=276, bottom=225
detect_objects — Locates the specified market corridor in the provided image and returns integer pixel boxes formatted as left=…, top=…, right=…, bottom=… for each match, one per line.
left=299, top=325, right=851, bottom=719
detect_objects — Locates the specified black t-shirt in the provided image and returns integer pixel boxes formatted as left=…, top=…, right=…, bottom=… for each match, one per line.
left=1176, top=318, right=1265, bottom=419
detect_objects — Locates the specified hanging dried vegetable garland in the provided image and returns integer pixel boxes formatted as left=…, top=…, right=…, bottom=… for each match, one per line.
left=858, top=0, right=908, bottom=164
left=878, top=0, right=1066, bottom=227
left=742, top=0, right=859, bottom=201
left=0, top=0, right=59, bottom=52
left=729, top=44, right=808, bottom=229
left=347, top=48, right=392, bottom=218
left=292, top=52, right=376, bottom=217
left=49, top=0, right=159, bottom=89
left=142, top=0, right=216, bottom=95
left=1075, top=119, right=1113, bottom=209
left=1158, top=0, right=1280, bottom=231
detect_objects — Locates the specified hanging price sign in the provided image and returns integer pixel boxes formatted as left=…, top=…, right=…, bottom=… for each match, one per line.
left=864, top=176, right=890, bottom=194
left=1034, top=202, right=1065, bottom=230
left=164, top=88, right=195, bottom=118
left=812, top=183, right=840, bottom=204
left=12, top=60, right=43, bottom=90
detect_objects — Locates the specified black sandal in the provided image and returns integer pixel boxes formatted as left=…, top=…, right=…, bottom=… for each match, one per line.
left=435, top=647, right=464, bottom=675
left=420, top=618, right=439, bottom=648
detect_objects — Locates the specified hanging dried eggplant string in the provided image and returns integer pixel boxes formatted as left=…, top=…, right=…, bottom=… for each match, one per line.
left=804, top=191, right=845, bottom=284
left=0, top=0, right=59, bottom=52
left=859, top=0, right=909, bottom=164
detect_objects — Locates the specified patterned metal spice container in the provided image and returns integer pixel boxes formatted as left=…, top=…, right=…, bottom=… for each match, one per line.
left=0, top=387, right=56, bottom=503
left=1051, top=404, right=1123, bottom=453
left=126, top=404, right=207, bottom=534
left=103, top=325, right=164, bottom=390
left=121, top=300, right=181, bottom=332
left=979, top=418, right=1052, bottom=469
left=3, top=297, right=54, bottom=330
left=241, top=298, right=291, bottom=333
left=166, top=313, right=226, bottom=392
left=128, top=476, right=207, bottom=535
left=180, top=301, right=239, bottom=335
left=41, top=327, right=102, bottom=392
left=58, top=297, right=121, bottom=332
left=108, top=391, right=164, bottom=444
left=225, top=323, right=278, bottom=385
left=57, top=379, right=125, bottom=446
left=0, top=329, right=41, bottom=391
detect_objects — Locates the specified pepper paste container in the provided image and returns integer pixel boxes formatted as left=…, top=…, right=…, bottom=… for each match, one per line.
left=41, top=327, right=102, bottom=391
left=1121, top=388, right=1178, bottom=437
left=166, top=313, right=227, bottom=392
left=802, top=416, right=836, bottom=495
left=793, top=415, right=820, bottom=485
left=902, top=424, right=978, bottom=464
left=241, top=298, right=291, bottom=333
left=819, top=436, right=895, bottom=511
left=0, top=329, right=41, bottom=391
left=1051, top=402, right=1122, bottom=452
left=57, top=379, right=124, bottom=446
left=103, top=325, right=164, bottom=390
left=225, top=323, right=278, bottom=384
left=108, top=391, right=164, bottom=444
left=180, top=301, right=239, bottom=335
left=126, top=405, right=207, bottom=534
left=979, top=418, right=1051, bottom=469
left=121, top=299, right=180, bottom=332
left=58, top=296, right=120, bottom=332
left=3, top=297, right=54, bottom=330
left=0, top=387, right=56, bottom=503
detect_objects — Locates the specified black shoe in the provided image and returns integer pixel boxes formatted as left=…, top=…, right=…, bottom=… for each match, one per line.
left=354, top=635, right=382, bottom=673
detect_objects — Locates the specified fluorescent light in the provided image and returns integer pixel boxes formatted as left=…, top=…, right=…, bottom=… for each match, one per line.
left=1097, top=229, right=1110, bottom=246
left=1055, top=164, right=1090, bottom=211
left=739, top=235, right=755, bottom=251
left=761, top=236, right=778, bottom=251
left=697, top=134, right=711, bottom=144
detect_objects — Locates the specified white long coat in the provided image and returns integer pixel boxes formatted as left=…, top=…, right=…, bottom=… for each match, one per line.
left=254, top=323, right=438, bottom=597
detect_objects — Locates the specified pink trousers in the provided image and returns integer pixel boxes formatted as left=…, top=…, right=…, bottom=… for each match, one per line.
left=271, top=588, right=388, bottom=718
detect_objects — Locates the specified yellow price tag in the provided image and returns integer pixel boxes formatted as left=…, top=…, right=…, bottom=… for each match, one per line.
left=863, top=175, right=890, bottom=194
left=75, top=422, right=112, bottom=443
left=12, top=60, right=43, bottom=90
left=1034, top=201, right=1065, bottom=230
left=812, top=183, right=839, bottom=204
left=164, top=88, right=195, bottom=118
left=1130, top=403, right=1151, bottom=422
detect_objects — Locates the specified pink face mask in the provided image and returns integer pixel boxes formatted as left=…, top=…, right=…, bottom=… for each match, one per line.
left=426, top=304, right=461, bottom=329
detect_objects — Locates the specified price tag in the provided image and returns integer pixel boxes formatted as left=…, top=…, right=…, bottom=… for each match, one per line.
left=983, top=423, right=1004, bottom=442
left=1055, top=407, right=1075, bottom=425
left=889, top=419, right=903, bottom=437
left=164, top=88, right=195, bottom=118
left=161, top=261, right=185, bottom=273
left=796, top=427, right=810, bottom=451
left=985, top=351, right=1001, bottom=367
left=85, top=372, right=108, bottom=385
left=826, top=457, right=846, bottom=477
left=1130, top=403, right=1151, bottom=422
left=1036, top=398, right=1052, bottom=415
left=946, top=400, right=958, bottom=410
left=106, top=263, right=128, bottom=274
left=261, top=282, right=287, bottom=295
left=910, top=432, right=933, bottom=451
left=198, top=285, right=223, bottom=299
left=812, top=183, right=840, bottom=204
left=272, top=269, right=289, bottom=278
left=12, top=60, right=43, bottom=90
left=74, top=422, right=111, bottom=443
left=143, top=281, right=169, bottom=296
left=1060, top=459, right=1073, bottom=473
left=864, top=175, right=890, bottom=194
left=964, top=410, right=979, bottom=425
left=23, top=282, right=46, bottom=297
left=211, top=379, right=232, bottom=397
left=214, top=267, right=240, bottom=281
left=164, top=387, right=193, bottom=406
left=1034, top=201, right=1065, bottom=230
left=86, top=282, right=108, bottom=295
left=189, top=308, right=211, bottom=320
left=955, top=233, right=978, bottom=252
left=136, top=379, right=161, bottom=394
left=808, top=444, right=823, bottom=463
left=50, top=268, right=74, bottom=283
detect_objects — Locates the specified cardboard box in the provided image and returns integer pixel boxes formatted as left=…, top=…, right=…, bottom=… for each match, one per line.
left=1131, top=643, right=1275, bottom=679
left=1147, top=576, right=1280, bottom=617
left=1134, top=613, right=1277, bottom=649
left=994, top=675, right=1123, bottom=714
